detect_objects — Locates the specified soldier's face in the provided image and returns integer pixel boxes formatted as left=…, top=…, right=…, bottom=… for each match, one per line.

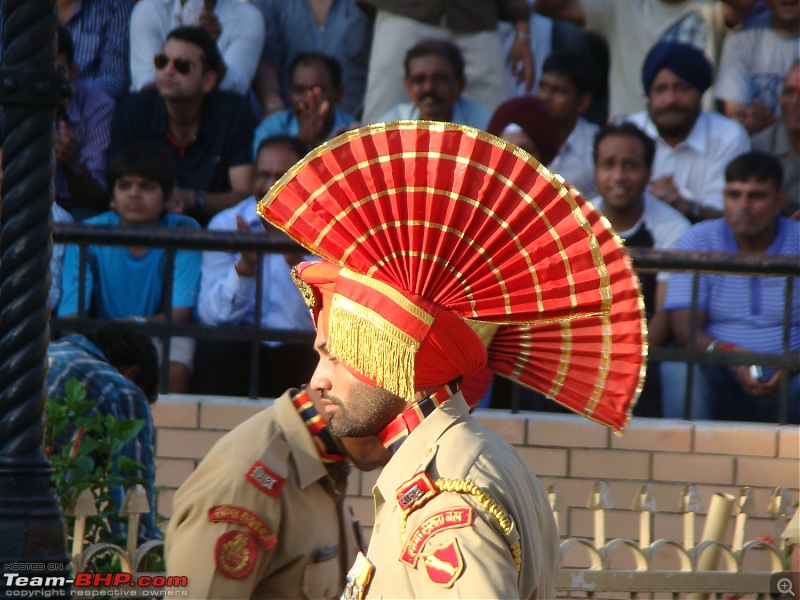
left=310, top=323, right=408, bottom=438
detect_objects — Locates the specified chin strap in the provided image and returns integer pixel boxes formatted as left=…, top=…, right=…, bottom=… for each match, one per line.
left=291, top=388, right=345, bottom=463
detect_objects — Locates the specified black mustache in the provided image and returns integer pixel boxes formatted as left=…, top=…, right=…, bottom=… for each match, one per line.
left=419, top=93, right=443, bottom=103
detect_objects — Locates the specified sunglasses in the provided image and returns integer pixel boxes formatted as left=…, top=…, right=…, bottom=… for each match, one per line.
left=153, top=53, right=196, bottom=75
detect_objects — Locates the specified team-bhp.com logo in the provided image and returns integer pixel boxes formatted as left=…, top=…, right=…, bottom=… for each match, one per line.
left=2, top=565, right=188, bottom=597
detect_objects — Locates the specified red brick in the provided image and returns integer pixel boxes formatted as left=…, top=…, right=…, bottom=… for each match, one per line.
left=737, top=456, right=800, bottom=489
left=157, top=428, right=225, bottom=459
left=652, top=453, right=734, bottom=485
left=155, top=458, right=196, bottom=488
left=778, top=428, right=800, bottom=458
left=199, top=400, right=269, bottom=430
left=528, top=414, right=609, bottom=448
left=473, top=410, right=527, bottom=444
left=514, top=447, right=568, bottom=477
left=151, top=400, right=198, bottom=428
left=611, top=420, right=692, bottom=452
left=571, top=449, right=651, bottom=480
left=694, top=423, right=777, bottom=457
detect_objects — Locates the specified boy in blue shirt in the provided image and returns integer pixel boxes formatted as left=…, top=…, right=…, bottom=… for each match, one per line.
left=59, top=143, right=202, bottom=392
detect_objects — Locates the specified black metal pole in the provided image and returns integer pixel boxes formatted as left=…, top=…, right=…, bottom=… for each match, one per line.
left=0, top=0, right=70, bottom=582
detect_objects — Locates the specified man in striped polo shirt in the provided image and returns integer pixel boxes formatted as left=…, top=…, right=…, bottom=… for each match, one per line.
left=664, top=150, right=799, bottom=423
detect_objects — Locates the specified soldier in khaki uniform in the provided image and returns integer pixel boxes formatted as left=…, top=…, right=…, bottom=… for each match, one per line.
left=165, top=387, right=388, bottom=598
left=257, top=122, right=647, bottom=598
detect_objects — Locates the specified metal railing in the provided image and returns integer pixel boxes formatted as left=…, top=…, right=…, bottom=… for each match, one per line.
left=51, top=224, right=800, bottom=422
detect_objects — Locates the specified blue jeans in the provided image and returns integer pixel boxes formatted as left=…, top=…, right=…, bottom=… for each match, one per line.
left=660, top=362, right=713, bottom=420
left=699, top=364, right=800, bottom=424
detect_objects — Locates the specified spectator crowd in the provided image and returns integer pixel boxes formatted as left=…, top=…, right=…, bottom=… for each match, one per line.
left=1, top=0, right=797, bottom=427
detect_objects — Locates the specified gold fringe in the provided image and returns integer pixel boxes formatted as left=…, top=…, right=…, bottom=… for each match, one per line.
left=435, top=478, right=521, bottom=574
left=329, top=295, right=417, bottom=402
left=464, top=319, right=501, bottom=347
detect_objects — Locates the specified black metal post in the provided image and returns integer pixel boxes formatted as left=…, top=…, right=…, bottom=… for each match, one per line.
left=0, top=0, right=70, bottom=580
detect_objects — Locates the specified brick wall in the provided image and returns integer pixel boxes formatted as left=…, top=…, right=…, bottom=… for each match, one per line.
left=152, top=395, right=799, bottom=545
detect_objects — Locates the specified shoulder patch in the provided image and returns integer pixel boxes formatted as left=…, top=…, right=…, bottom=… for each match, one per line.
left=395, top=471, right=438, bottom=513
left=214, top=529, right=257, bottom=579
left=421, top=539, right=465, bottom=588
left=400, top=507, right=473, bottom=567
left=246, top=460, right=286, bottom=497
left=209, top=505, right=277, bottom=550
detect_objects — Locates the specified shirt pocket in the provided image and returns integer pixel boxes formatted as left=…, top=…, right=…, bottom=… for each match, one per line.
left=301, top=558, right=340, bottom=599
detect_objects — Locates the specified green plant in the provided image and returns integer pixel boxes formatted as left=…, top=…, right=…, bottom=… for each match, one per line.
left=45, top=379, right=147, bottom=549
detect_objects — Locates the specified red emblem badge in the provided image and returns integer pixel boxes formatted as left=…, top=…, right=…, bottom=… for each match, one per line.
left=246, top=461, right=285, bottom=497
left=395, top=472, right=438, bottom=513
left=400, top=507, right=473, bottom=567
left=214, top=529, right=257, bottom=579
left=421, top=539, right=464, bottom=588
left=208, top=505, right=277, bottom=550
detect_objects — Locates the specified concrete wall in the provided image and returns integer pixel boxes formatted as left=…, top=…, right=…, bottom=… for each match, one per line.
left=152, top=395, right=799, bottom=545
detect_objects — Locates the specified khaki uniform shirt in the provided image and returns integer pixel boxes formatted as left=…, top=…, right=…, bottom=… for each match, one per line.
left=166, top=390, right=359, bottom=599
left=348, top=393, right=559, bottom=599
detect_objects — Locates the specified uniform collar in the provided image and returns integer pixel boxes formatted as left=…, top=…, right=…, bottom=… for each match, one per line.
left=373, top=393, right=470, bottom=507
left=274, top=391, right=330, bottom=489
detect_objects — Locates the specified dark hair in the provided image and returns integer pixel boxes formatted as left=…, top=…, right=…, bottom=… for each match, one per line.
left=107, top=142, right=176, bottom=197
left=725, top=151, right=783, bottom=188
left=541, top=50, right=601, bottom=97
left=165, top=26, right=224, bottom=75
left=56, top=27, right=74, bottom=65
left=84, top=322, right=160, bottom=404
left=404, top=39, right=465, bottom=80
left=255, top=135, right=309, bottom=162
left=289, top=52, right=343, bottom=90
left=593, top=121, right=656, bottom=168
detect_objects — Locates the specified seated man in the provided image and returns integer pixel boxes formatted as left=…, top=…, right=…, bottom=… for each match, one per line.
left=537, top=50, right=601, bottom=198
left=627, top=40, right=750, bottom=222
left=58, top=143, right=202, bottom=393
left=111, top=26, right=256, bottom=224
left=47, top=322, right=160, bottom=543
left=715, top=0, right=800, bottom=134
left=752, top=60, right=800, bottom=217
left=371, top=39, right=492, bottom=130
left=193, top=136, right=317, bottom=398
left=590, top=122, right=690, bottom=416
left=129, top=0, right=266, bottom=97
left=256, top=0, right=373, bottom=118
left=665, top=151, right=800, bottom=423
left=252, top=53, right=355, bottom=154
left=54, top=27, right=114, bottom=218
left=486, top=95, right=560, bottom=166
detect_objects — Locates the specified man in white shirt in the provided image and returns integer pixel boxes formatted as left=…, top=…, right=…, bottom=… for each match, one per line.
left=715, top=0, right=800, bottom=134
left=192, top=135, right=316, bottom=397
left=627, top=40, right=750, bottom=222
left=589, top=121, right=690, bottom=417
left=129, top=0, right=265, bottom=96
left=537, top=50, right=600, bottom=198
left=371, top=39, right=492, bottom=130
left=533, top=0, right=748, bottom=118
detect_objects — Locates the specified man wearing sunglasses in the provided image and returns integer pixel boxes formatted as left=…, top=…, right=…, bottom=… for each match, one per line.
left=110, top=26, right=255, bottom=225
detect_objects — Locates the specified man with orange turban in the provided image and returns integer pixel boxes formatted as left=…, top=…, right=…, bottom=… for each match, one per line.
left=258, top=121, right=647, bottom=598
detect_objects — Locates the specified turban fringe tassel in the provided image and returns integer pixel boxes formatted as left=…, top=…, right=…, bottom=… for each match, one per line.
left=329, top=296, right=418, bottom=403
